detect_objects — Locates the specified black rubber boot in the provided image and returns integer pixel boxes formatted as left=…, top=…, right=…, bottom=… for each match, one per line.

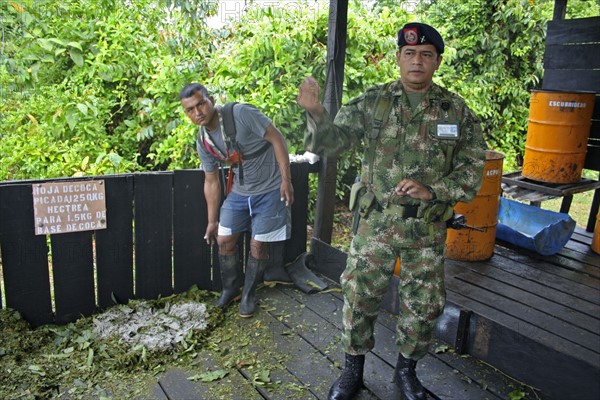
left=285, top=252, right=328, bottom=293
left=214, top=254, right=243, bottom=309
left=262, top=263, right=293, bottom=285
left=263, top=242, right=293, bottom=285
left=327, top=353, right=365, bottom=400
left=239, top=257, right=268, bottom=318
left=393, top=353, right=426, bottom=400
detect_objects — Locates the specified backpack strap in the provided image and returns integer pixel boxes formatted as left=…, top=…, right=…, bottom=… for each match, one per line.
left=220, top=102, right=245, bottom=186
left=438, top=97, right=459, bottom=176
left=369, top=82, right=394, bottom=141
left=220, top=102, right=272, bottom=188
left=221, top=102, right=239, bottom=150
left=366, top=82, right=394, bottom=185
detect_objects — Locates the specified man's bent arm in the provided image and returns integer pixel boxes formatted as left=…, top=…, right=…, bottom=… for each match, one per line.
left=264, top=124, right=294, bottom=206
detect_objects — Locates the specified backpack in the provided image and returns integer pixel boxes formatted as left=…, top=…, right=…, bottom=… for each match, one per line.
left=202, top=102, right=271, bottom=192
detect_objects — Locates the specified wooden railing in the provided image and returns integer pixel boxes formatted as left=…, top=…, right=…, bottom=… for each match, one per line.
left=0, top=163, right=317, bottom=327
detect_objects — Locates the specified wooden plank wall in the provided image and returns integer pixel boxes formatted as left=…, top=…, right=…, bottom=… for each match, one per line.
left=542, top=16, right=600, bottom=230
left=0, top=164, right=316, bottom=327
left=543, top=16, right=600, bottom=170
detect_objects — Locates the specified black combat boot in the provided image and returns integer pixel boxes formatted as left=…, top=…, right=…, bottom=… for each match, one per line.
left=393, top=353, right=426, bottom=400
left=214, top=254, right=243, bottom=309
left=327, top=353, right=365, bottom=400
left=239, top=257, right=268, bottom=318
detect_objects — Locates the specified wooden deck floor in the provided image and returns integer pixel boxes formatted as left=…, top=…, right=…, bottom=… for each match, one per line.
left=143, top=227, right=598, bottom=400
left=441, top=227, right=600, bottom=400
left=145, top=286, right=529, bottom=400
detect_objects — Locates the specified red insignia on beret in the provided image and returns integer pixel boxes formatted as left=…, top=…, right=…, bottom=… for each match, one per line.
left=403, top=28, right=418, bottom=45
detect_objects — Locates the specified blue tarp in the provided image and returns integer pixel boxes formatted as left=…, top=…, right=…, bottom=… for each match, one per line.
left=496, top=197, right=576, bottom=256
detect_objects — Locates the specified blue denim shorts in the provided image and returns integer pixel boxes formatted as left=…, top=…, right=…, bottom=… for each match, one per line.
left=218, top=188, right=291, bottom=242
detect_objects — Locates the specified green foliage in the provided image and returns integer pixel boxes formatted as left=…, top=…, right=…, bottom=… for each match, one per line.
left=0, top=0, right=215, bottom=180
left=1, top=0, right=598, bottom=188
left=419, top=0, right=598, bottom=172
left=0, top=288, right=222, bottom=399
left=203, top=2, right=410, bottom=202
left=419, top=0, right=550, bottom=172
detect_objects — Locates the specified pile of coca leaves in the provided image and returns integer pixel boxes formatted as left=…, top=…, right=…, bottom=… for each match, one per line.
left=0, top=286, right=222, bottom=399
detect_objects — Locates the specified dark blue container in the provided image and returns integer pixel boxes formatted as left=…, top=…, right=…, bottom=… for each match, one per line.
left=496, top=198, right=576, bottom=256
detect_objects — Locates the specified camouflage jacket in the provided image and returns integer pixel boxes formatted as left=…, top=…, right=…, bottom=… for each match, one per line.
left=305, top=80, right=486, bottom=209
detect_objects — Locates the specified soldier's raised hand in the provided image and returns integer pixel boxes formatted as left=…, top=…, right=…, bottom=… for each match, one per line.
left=297, top=77, right=324, bottom=118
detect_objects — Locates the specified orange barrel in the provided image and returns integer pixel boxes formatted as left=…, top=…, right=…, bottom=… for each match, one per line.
left=593, top=209, right=600, bottom=255
left=446, top=150, right=504, bottom=261
left=522, top=90, right=595, bottom=183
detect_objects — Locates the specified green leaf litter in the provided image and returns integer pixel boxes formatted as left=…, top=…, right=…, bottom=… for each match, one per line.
left=0, top=286, right=313, bottom=399
left=0, top=286, right=222, bottom=399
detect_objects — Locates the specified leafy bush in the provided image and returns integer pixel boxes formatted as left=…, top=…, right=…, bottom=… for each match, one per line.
left=195, top=2, right=411, bottom=200
left=0, top=0, right=215, bottom=180
left=1, top=0, right=598, bottom=188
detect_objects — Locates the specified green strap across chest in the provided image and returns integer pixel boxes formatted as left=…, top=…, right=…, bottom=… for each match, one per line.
left=366, top=82, right=394, bottom=185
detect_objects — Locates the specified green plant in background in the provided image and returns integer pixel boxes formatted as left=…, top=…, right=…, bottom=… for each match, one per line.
left=420, top=0, right=552, bottom=172
left=199, top=1, right=410, bottom=206
left=420, top=0, right=598, bottom=172
left=1, top=0, right=598, bottom=199
left=0, top=0, right=215, bottom=180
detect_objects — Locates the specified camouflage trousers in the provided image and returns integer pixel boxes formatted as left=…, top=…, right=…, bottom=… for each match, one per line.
left=341, top=206, right=447, bottom=360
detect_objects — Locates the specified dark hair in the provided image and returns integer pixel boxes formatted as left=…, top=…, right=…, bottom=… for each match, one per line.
left=179, top=83, right=209, bottom=100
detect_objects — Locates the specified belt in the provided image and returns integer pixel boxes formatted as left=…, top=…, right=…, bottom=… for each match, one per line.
left=376, top=203, right=419, bottom=218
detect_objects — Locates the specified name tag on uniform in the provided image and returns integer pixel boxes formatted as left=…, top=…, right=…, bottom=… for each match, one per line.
left=436, top=123, right=459, bottom=139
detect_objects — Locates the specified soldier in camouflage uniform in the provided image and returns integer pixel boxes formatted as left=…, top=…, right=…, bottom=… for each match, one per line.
left=297, top=22, right=486, bottom=400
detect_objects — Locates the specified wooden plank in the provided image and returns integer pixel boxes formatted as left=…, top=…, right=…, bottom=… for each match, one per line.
left=134, top=173, right=173, bottom=299
left=96, top=175, right=134, bottom=308
left=545, top=17, right=600, bottom=45
left=563, top=234, right=600, bottom=256
left=0, top=184, right=53, bottom=327
left=173, top=170, right=212, bottom=292
left=542, top=69, right=600, bottom=93
left=263, top=288, right=402, bottom=400
left=482, top=253, right=600, bottom=306
left=240, top=306, right=334, bottom=399
left=376, top=305, right=534, bottom=400
left=444, top=267, right=599, bottom=365
left=512, top=234, right=600, bottom=276
left=501, top=171, right=600, bottom=197
left=313, top=0, right=349, bottom=244
left=155, top=368, right=199, bottom=399
left=543, top=43, right=600, bottom=69
left=281, top=287, right=507, bottom=399
left=284, top=163, right=314, bottom=263
left=572, top=226, right=593, bottom=245
left=447, top=261, right=600, bottom=341
left=492, top=244, right=599, bottom=288
left=51, top=231, right=96, bottom=324
left=444, top=290, right=599, bottom=400
left=147, top=354, right=264, bottom=400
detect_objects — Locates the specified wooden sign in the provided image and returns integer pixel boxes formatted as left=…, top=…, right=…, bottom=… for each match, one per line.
left=32, top=180, right=107, bottom=235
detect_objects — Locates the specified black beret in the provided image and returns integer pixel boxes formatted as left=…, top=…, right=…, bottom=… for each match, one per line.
left=397, top=22, right=444, bottom=54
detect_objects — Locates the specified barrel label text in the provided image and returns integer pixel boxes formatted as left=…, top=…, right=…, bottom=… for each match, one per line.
left=547, top=100, right=587, bottom=109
